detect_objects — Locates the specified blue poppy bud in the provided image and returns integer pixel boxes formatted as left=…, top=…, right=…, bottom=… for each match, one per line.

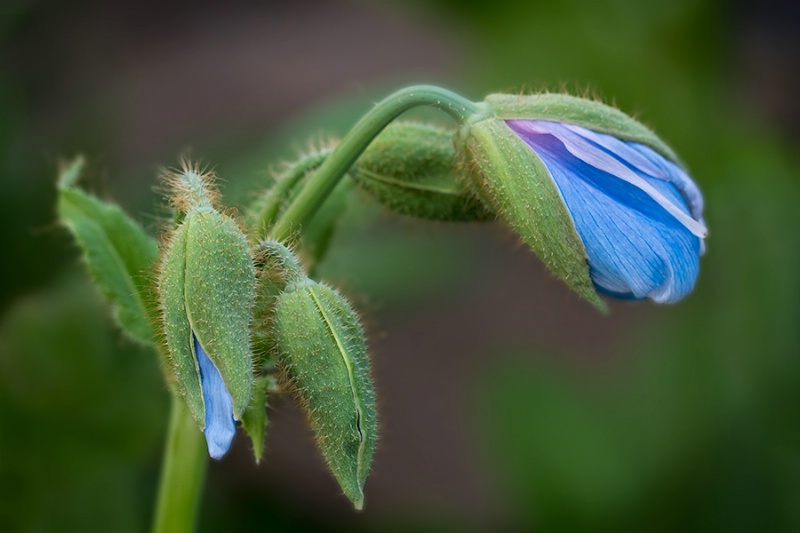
left=506, top=119, right=706, bottom=303
left=459, top=93, right=707, bottom=306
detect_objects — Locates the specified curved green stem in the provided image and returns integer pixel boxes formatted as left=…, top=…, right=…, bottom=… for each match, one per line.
left=269, top=85, right=481, bottom=240
left=152, top=394, right=208, bottom=533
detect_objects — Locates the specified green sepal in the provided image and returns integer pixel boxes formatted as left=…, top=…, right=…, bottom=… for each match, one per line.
left=56, top=157, right=160, bottom=344
left=351, top=121, right=492, bottom=221
left=458, top=118, right=606, bottom=311
left=159, top=222, right=204, bottom=423
left=273, top=279, right=377, bottom=509
left=159, top=173, right=256, bottom=429
left=241, top=375, right=275, bottom=463
left=251, top=258, right=284, bottom=363
left=484, top=93, right=679, bottom=165
left=183, top=208, right=256, bottom=419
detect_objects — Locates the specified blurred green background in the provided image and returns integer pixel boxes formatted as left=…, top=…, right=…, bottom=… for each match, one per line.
left=2, top=0, right=800, bottom=531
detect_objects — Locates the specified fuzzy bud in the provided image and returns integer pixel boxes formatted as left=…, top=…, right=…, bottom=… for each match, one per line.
left=351, top=121, right=491, bottom=221
left=158, top=167, right=256, bottom=459
left=272, top=263, right=377, bottom=510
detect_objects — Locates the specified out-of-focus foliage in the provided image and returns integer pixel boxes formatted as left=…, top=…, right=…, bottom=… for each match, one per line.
left=0, top=274, right=167, bottom=531
left=454, top=1, right=800, bottom=530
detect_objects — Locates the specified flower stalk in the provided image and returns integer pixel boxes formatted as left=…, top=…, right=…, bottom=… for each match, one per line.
left=269, top=85, right=482, bottom=239
left=152, top=394, right=208, bottom=533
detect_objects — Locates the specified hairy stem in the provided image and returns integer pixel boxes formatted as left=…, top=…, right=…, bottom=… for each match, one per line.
left=269, top=85, right=480, bottom=239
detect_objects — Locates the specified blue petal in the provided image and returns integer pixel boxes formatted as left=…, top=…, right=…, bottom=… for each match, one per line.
left=194, top=333, right=236, bottom=459
left=507, top=120, right=703, bottom=303
left=563, top=123, right=705, bottom=222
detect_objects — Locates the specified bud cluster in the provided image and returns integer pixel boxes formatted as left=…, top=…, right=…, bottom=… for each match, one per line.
left=57, top=85, right=706, bottom=514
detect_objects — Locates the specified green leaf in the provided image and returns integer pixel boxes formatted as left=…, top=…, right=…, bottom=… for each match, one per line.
left=57, top=157, right=160, bottom=344
left=240, top=375, right=274, bottom=463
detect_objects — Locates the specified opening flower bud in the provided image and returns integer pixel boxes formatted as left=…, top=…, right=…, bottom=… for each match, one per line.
left=158, top=168, right=256, bottom=459
left=459, top=93, right=706, bottom=307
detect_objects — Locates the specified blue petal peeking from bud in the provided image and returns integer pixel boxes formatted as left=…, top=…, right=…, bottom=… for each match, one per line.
left=506, top=119, right=707, bottom=304
left=193, top=333, right=236, bottom=459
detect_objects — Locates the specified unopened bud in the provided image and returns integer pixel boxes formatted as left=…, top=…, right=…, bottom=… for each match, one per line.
left=352, top=121, right=491, bottom=221
left=272, top=273, right=376, bottom=509
left=158, top=166, right=256, bottom=459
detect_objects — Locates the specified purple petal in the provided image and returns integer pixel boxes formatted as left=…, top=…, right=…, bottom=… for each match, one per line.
left=512, top=120, right=706, bottom=238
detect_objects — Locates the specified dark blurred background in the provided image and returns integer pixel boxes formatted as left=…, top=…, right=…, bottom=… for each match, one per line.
left=2, top=0, right=800, bottom=531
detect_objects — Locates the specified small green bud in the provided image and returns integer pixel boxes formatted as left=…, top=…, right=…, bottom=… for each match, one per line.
left=158, top=166, right=256, bottom=458
left=272, top=270, right=377, bottom=509
left=351, top=121, right=492, bottom=221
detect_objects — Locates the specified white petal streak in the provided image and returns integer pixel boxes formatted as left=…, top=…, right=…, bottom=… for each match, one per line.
left=564, top=122, right=705, bottom=220
left=629, top=143, right=705, bottom=219
left=563, top=123, right=664, bottom=176
left=528, top=121, right=708, bottom=238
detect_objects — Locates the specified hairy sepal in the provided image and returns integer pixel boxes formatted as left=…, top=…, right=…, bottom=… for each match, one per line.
left=241, top=375, right=274, bottom=463
left=459, top=118, right=605, bottom=311
left=273, top=279, right=377, bottom=509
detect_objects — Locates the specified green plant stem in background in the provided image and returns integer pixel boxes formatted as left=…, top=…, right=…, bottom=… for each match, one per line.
left=269, top=85, right=483, bottom=240
left=152, top=394, right=208, bottom=533
left=251, top=148, right=333, bottom=239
